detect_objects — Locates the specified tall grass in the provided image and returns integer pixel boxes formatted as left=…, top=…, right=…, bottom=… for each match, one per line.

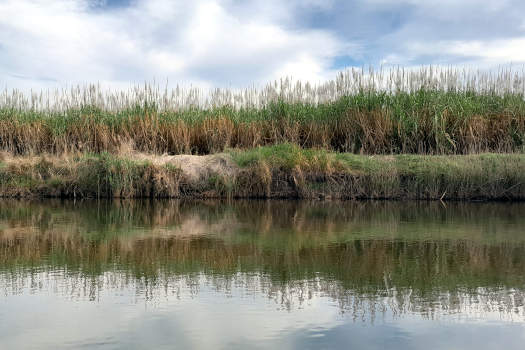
left=1, top=66, right=525, bottom=155
left=3, top=66, right=525, bottom=112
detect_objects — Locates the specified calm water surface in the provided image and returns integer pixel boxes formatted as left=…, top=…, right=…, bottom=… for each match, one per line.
left=1, top=200, right=525, bottom=349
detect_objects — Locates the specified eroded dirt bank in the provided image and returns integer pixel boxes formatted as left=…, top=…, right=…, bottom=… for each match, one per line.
left=1, top=145, right=524, bottom=200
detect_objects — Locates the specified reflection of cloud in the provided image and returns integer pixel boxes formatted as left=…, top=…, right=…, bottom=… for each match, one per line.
left=0, top=275, right=344, bottom=350
left=3, top=272, right=525, bottom=321
left=2, top=274, right=525, bottom=350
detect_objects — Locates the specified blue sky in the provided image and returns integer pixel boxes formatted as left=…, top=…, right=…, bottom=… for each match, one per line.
left=1, top=0, right=525, bottom=90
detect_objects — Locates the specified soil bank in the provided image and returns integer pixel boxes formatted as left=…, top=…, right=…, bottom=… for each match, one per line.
left=1, top=144, right=523, bottom=201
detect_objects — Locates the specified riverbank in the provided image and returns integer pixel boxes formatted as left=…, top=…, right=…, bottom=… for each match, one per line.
left=1, top=144, right=523, bottom=200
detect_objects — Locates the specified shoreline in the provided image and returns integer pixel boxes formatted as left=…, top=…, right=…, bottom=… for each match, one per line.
left=1, top=144, right=524, bottom=201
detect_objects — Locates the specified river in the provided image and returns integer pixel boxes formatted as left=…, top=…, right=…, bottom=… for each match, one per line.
left=1, top=200, right=524, bottom=349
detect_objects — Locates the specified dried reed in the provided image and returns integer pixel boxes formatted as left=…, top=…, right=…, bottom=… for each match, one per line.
left=1, top=67, right=525, bottom=155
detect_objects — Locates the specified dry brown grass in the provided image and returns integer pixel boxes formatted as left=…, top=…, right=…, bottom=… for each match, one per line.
left=2, top=66, right=525, bottom=156
left=1, top=110, right=523, bottom=156
left=0, top=145, right=524, bottom=200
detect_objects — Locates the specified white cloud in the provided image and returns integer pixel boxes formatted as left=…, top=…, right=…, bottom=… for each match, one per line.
left=0, top=0, right=346, bottom=90
left=404, top=38, right=525, bottom=66
left=1, top=0, right=525, bottom=91
left=448, top=39, right=525, bottom=63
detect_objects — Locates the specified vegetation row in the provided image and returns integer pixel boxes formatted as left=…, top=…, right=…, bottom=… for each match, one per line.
left=1, top=144, right=523, bottom=200
left=2, top=67, right=525, bottom=155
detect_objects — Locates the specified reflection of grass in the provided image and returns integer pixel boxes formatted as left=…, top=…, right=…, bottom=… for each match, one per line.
left=3, top=232, right=525, bottom=296
left=1, top=200, right=525, bottom=293
left=1, top=199, right=524, bottom=244
left=3, top=200, right=525, bottom=316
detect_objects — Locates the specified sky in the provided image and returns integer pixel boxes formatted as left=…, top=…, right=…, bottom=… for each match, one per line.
left=1, top=0, right=525, bottom=90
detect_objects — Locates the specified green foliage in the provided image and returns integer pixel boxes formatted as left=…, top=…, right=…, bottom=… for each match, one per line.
left=1, top=89, right=525, bottom=155
left=0, top=147, right=523, bottom=200
left=231, top=144, right=525, bottom=200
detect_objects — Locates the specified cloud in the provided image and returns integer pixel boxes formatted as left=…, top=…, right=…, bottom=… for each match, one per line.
left=0, top=0, right=347, bottom=90
left=403, top=38, right=525, bottom=66
left=353, top=0, right=525, bottom=66
left=1, top=0, right=525, bottom=90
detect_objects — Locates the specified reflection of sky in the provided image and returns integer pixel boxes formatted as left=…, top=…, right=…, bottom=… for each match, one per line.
left=1, top=273, right=525, bottom=350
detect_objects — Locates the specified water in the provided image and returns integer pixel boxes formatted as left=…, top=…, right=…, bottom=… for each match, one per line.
left=1, top=200, right=525, bottom=349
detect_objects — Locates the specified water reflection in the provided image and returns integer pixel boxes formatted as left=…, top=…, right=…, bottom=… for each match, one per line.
left=1, top=200, right=525, bottom=321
